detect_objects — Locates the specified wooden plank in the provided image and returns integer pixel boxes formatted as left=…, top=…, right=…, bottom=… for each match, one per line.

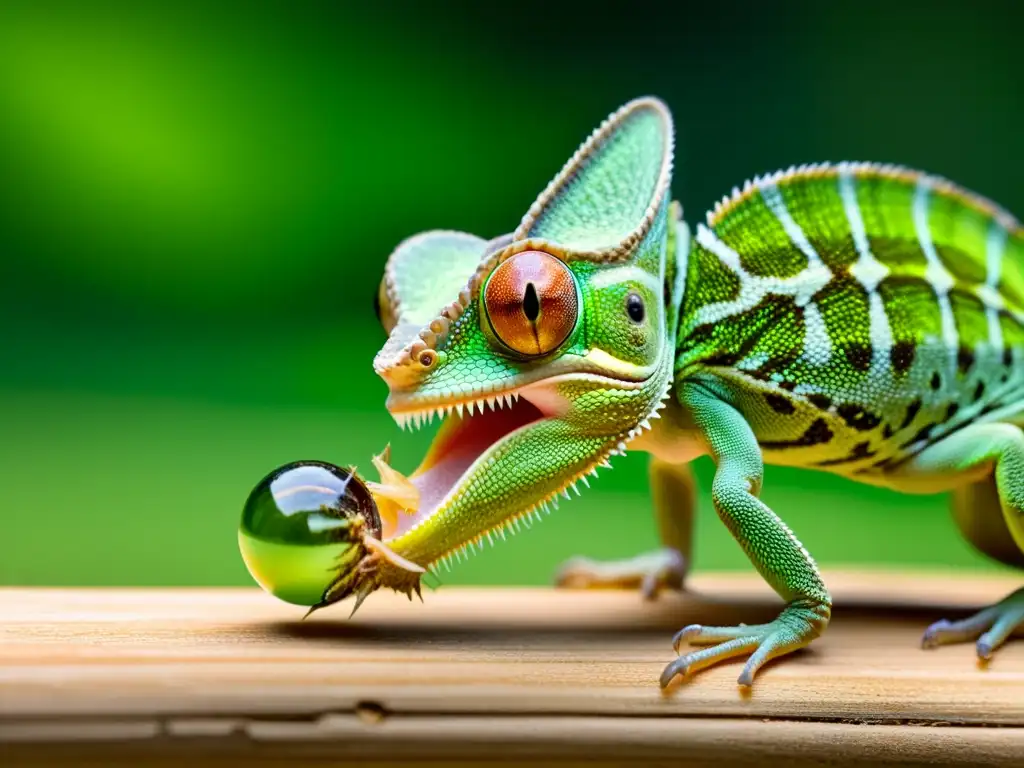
left=1, top=572, right=1022, bottom=764
left=2, top=719, right=1024, bottom=767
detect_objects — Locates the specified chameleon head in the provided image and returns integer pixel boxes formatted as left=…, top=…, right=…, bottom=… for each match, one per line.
left=366, top=96, right=686, bottom=591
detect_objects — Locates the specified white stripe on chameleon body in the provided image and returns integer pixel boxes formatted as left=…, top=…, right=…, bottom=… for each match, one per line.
left=759, top=181, right=825, bottom=270
left=984, top=221, right=1009, bottom=351
left=913, top=177, right=959, bottom=383
left=759, top=181, right=833, bottom=368
left=839, top=168, right=889, bottom=292
left=867, top=292, right=894, bottom=373
left=799, top=303, right=832, bottom=366
left=693, top=225, right=832, bottom=326
left=838, top=168, right=893, bottom=377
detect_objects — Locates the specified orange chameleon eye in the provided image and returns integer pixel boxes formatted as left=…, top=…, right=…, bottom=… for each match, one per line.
left=483, top=250, right=578, bottom=356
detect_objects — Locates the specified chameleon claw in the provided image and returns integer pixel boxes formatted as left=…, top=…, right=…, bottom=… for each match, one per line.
left=976, top=639, right=994, bottom=660
left=659, top=656, right=692, bottom=688
left=671, top=624, right=703, bottom=653
left=920, top=618, right=954, bottom=649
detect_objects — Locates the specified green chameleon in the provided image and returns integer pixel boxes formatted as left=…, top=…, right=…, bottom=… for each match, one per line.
left=360, top=96, right=1024, bottom=688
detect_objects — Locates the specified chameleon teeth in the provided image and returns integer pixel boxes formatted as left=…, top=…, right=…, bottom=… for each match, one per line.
left=391, top=386, right=531, bottom=431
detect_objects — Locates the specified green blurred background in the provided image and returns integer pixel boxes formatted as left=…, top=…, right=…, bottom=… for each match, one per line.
left=2, top=0, right=1022, bottom=588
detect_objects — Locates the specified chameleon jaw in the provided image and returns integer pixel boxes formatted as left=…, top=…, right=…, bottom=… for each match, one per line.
left=378, top=370, right=667, bottom=558
left=384, top=383, right=554, bottom=540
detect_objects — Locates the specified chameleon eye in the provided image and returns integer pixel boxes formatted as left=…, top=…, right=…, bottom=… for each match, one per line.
left=626, top=292, right=645, bottom=323
left=483, top=250, right=578, bottom=356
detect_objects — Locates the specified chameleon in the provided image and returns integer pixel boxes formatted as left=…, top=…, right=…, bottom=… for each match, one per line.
left=354, top=95, right=1024, bottom=688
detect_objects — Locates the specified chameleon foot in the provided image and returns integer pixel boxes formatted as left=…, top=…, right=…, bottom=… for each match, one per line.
left=553, top=547, right=686, bottom=600
left=660, top=599, right=829, bottom=688
left=921, top=586, right=1024, bottom=660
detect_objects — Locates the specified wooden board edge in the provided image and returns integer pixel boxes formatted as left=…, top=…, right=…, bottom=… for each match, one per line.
left=1, top=715, right=1022, bottom=766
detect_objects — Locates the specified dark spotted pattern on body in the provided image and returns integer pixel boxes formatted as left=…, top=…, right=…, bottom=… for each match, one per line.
left=761, top=418, right=834, bottom=450
left=816, top=440, right=876, bottom=466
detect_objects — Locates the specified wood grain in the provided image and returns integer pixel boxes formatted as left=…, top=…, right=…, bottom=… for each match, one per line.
left=1, top=571, right=1023, bottom=765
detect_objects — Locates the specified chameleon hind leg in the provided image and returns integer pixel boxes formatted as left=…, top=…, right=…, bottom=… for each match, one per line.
left=894, top=422, right=1024, bottom=659
left=554, top=457, right=692, bottom=599
left=661, top=383, right=831, bottom=688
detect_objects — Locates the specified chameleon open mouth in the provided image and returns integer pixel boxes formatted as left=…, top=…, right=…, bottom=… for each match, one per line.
left=385, top=387, right=554, bottom=538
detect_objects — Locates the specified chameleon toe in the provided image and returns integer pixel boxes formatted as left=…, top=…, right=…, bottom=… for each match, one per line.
left=665, top=601, right=829, bottom=686
left=920, top=587, right=1024, bottom=660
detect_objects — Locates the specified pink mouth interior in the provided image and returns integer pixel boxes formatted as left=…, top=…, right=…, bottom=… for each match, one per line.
left=388, top=396, right=546, bottom=539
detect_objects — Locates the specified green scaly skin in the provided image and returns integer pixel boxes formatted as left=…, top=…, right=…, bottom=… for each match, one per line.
left=357, top=97, right=1024, bottom=688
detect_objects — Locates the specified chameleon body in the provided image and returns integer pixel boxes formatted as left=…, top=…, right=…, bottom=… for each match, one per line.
left=360, top=97, right=1024, bottom=687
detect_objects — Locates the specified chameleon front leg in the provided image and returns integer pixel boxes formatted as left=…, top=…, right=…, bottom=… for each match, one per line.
left=554, top=457, right=692, bottom=599
left=893, top=422, right=1024, bottom=658
left=661, top=383, right=831, bottom=688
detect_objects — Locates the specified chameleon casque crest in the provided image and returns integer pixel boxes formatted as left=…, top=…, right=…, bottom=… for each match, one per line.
left=366, top=96, right=1024, bottom=688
